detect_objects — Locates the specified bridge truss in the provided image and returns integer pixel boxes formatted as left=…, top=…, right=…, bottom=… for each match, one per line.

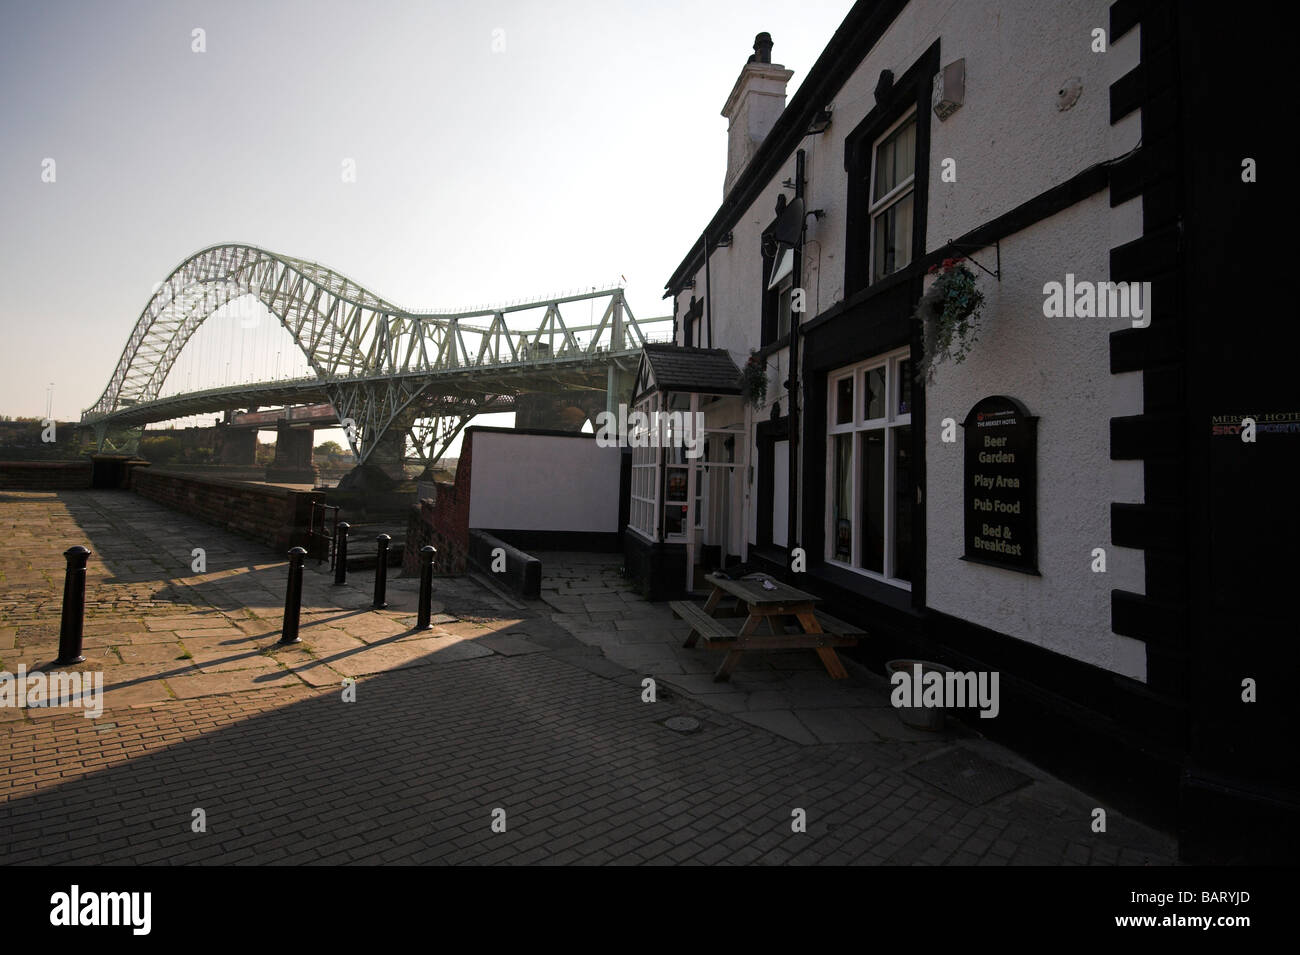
left=81, top=244, right=671, bottom=466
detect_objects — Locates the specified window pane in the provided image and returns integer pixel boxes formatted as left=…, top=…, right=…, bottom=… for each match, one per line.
left=873, top=137, right=891, bottom=200
left=894, top=192, right=913, bottom=272
left=778, top=285, right=792, bottom=339
left=664, top=504, right=685, bottom=536
left=833, top=434, right=853, bottom=562
left=666, top=468, right=688, bottom=502
left=897, top=359, right=913, bottom=417
left=894, top=119, right=915, bottom=186
left=835, top=377, right=854, bottom=425
left=893, top=425, right=912, bottom=582
left=872, top=191, right=914, bottom=281
left=873, top=115, right=916, bottom=201
left=695, top=469, right=705, bottom=528
left=864, top=366, right=886, bottom=420
left=860, top=431, right=885, bottom=573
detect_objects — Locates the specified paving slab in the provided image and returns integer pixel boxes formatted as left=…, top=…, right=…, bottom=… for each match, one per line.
left=144, top=616, right=231, bottom=632
left=333, top=638, right=492, bottom=676
left=796, top=707, right=884, bottom=744
left=278, top=656, right=349, bottom=689
left=476, top=633, right=547, bottom=657
left=113, top=643, right=190, bottom=665
left=733, top=710, right=819, bottom=745
left=166, top=669, right=302, bottom=699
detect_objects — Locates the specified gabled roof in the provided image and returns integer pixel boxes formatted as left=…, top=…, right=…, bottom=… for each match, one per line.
left=634, top=344, right=742, bottom=398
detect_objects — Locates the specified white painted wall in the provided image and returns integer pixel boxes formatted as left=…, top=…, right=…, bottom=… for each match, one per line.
left=668, top=0, right=1148, bottom=678
left=923, top=195, right=1147, bottom=680
left=468, top=431, right=621, bottom=533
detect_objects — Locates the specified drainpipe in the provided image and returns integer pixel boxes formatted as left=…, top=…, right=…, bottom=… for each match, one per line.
left=785, top=149, right=805, bottom=565
left=703, top=231, right=713, bottom=349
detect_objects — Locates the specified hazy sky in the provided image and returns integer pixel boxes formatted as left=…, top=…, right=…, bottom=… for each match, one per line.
left=0, top=0, right=853, bottom=436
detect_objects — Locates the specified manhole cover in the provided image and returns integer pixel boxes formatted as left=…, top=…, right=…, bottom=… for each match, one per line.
left=907, top=749, right=1032, bottom=805
left=662, top=716, right=701, bottom=733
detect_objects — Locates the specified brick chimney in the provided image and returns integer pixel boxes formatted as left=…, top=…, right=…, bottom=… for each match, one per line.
left=721, top=33, right=794, bottom=196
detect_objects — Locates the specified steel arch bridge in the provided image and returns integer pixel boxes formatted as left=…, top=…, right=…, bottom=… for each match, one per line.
left=81, top=244, right=671, bottom=466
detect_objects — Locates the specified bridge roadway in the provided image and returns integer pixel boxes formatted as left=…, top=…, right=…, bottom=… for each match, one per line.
left=81, top=348, right=647, bottom=431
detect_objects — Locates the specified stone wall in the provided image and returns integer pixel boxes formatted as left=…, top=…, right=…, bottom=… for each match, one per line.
left=404, top=434, right=473, bottom=576
left=131, top=467, right=322, bottom=552
left=0, top=460, right=92, bottom=490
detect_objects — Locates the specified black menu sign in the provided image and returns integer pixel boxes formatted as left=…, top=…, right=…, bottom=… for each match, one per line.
left=962, top=395, right=1039, bottom=574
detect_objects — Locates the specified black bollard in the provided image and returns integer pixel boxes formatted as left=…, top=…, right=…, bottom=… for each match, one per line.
left=333, top=522, right=350, bottom=586
left=280, top=546, right=307, bottom=644
left=372, top=534, right=391, bottom=609
left=416, top=545, right=437, bottom=630
left=56, top=545, right=91, bottom=665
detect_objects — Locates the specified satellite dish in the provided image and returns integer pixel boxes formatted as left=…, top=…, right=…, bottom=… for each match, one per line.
left=772, top=196, right=805, bottom=247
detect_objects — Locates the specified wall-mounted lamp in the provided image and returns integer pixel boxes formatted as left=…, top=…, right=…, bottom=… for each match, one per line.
left=805, top=106, right=833, bottom=135
left=715, top=232, right=733, bottom=248
left=724, top=435, right=736, bottom=473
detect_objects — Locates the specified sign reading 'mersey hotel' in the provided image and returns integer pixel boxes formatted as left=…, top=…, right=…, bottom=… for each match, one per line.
left=962, top=396, right=1038, bottom=574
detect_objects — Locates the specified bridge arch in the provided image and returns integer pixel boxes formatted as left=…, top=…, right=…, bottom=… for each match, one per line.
left=88, top=243, right=411, bottom=420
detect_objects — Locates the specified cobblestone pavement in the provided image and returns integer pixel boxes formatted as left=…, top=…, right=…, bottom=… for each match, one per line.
left=0, top=490, right=1176, bottom=865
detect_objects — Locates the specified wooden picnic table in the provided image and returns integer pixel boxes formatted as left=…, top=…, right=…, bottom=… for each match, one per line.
left=672, top=572, right=861, bottom=682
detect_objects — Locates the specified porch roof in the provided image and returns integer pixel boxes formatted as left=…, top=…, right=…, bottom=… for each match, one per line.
left=636, top=344, right=743, bottom=398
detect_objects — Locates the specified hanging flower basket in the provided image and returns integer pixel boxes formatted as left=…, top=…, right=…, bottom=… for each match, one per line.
left=740, top=351, right=768, bottom=408
left=913, top=258, right=985, bottom=381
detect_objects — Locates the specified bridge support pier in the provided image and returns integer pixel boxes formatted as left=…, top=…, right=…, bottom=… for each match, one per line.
left=265, top=421, right=318, bottom=485
left=216, top=424, right=257, bottom=466
left=366, top=426, right=410, bottom=482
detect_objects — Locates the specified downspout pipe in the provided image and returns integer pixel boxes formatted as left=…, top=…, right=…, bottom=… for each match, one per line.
left=786, top=149, right=805, bottom=563
left=703, top=231, right=713, bottom=349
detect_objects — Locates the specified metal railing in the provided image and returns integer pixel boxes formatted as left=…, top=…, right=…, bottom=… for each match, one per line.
left=306, top=501, right=342, bottom=567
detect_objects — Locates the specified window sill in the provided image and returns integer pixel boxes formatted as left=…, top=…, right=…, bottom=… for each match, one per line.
left=808, top=560, right=917, bottom=614
left=824, top=558, right=912, bottom=592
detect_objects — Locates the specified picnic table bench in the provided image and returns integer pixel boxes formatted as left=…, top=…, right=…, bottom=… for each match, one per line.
left=669, top=572, right=862, bottom=682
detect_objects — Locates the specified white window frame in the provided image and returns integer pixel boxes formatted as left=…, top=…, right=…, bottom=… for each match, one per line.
left=776, top=274, right=793, bottom=340
left=628, top=393, right=660, bottom=542
left=825, top=347, right=913, bottom=589
left=867, top=108, right=918, bottom=283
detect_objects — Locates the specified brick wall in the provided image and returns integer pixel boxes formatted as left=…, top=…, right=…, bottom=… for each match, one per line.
left=132, top=468, right=322, bottom=552
left=0, top=460, right=92, bottom=490
left=405, top=433, right=473, bottom=575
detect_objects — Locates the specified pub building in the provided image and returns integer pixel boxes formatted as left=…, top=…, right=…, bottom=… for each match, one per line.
left=629, top=1, right=1298, bottom=862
